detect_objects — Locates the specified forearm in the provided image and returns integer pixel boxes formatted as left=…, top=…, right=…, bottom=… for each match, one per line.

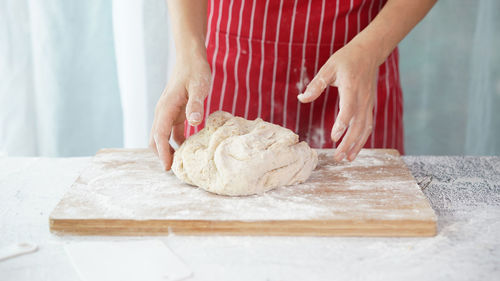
left=167, top=0, right=207, bottom=59
left=351, top=0, right=436, bottom=65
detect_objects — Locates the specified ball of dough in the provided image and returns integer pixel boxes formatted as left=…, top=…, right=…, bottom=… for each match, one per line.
left=171, top=111, right=318, bottom=196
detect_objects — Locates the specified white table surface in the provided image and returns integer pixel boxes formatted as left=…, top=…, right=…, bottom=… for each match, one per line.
left=0, top=155, right=499, bottom=281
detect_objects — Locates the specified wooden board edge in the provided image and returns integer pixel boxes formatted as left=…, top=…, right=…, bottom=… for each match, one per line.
left=49, top=218, right=436, bottom=237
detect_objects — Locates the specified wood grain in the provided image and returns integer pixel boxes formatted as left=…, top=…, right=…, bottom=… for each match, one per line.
left=49, top=148, right=437, bottom=237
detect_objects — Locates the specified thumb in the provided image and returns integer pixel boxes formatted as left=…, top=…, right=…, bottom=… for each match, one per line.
left=298, top=60, right=336, bottom=103
left=186, top=75, right=210, bottom=126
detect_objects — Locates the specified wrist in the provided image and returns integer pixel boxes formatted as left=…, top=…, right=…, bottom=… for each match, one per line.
left=175, top=37, right=207, bottom=61
left=349, top=31, right=390, bottom=67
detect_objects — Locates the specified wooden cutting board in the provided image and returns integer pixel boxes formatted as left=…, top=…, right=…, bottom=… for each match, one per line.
left=49, top=148, right=437, bottom=237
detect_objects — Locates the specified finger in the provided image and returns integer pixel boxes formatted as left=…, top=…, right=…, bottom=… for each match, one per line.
left=186, top=74, right=211, bottom=126
left=332, top=86, right=365, bottom=161
left=346, top=110, right=373, bottom=161
left=150, top=88, right=166, bottom=157
left=153, top=94, right=183, bottom=170
left=154, top=126, right=175, bottom=171
left=331, top=85, right=356, bottom=143
left=334, top=112, right=367, bottom=162
left=149, top=125, right=158, bottom=155
left=172, top=122, right=186, bottom=146
left=346, top=81, right=376, bottom=160
left=298, top=61, right=335, bottom=103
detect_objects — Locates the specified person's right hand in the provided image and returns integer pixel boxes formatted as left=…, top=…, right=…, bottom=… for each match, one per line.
left=149, top=55, right=211, bottom=171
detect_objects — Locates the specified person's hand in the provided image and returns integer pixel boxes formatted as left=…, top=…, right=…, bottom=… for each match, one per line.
left=149, top=55, right=211, bottom=170
left=298, top=41, right=379, bottom=162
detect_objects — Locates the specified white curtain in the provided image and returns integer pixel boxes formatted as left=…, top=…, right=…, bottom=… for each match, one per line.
left=0, top=0, right=124, bottom=156
left=112, top=0, right=174, bottom=148
left=1, top=0, right=499, bottom=157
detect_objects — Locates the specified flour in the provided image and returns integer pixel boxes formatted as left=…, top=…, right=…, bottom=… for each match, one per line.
left=309, top=127, right=325, bottom=148
left=50, top=148, right=435, bottom=223
left=295, top=65, right=310, bottom=93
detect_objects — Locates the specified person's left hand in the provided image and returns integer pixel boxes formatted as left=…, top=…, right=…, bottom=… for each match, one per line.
left=298, top=40, right=379, bottom=162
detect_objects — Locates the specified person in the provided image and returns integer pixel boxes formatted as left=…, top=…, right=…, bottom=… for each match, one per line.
left=149, top=0, right=436, bottom=170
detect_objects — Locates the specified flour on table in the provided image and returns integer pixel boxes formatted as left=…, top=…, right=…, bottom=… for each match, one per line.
left=172, top=111, right=318, bottom=196
left=49, top=148, right=436, bottom=222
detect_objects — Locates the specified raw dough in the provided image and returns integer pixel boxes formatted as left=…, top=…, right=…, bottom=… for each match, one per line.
left=172, top=111, right=318, bottom=196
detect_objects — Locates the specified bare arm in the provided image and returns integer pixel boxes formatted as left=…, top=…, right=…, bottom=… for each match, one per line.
left=167, top=0, right=207, bottom=59
left=354, top=0, right=437, bottom=66
left=300, top=0, right=436, bottom=161
left=150, top=0, right=210, bottom=170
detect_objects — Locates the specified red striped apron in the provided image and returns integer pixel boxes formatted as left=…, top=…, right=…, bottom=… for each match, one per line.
left=186, top=0, right=404, bottom=154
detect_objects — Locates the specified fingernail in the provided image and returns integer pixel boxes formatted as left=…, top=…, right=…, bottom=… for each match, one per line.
left=297, top=92, right=307, bottom=101
left=188, top=112, right=201, bottom=123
